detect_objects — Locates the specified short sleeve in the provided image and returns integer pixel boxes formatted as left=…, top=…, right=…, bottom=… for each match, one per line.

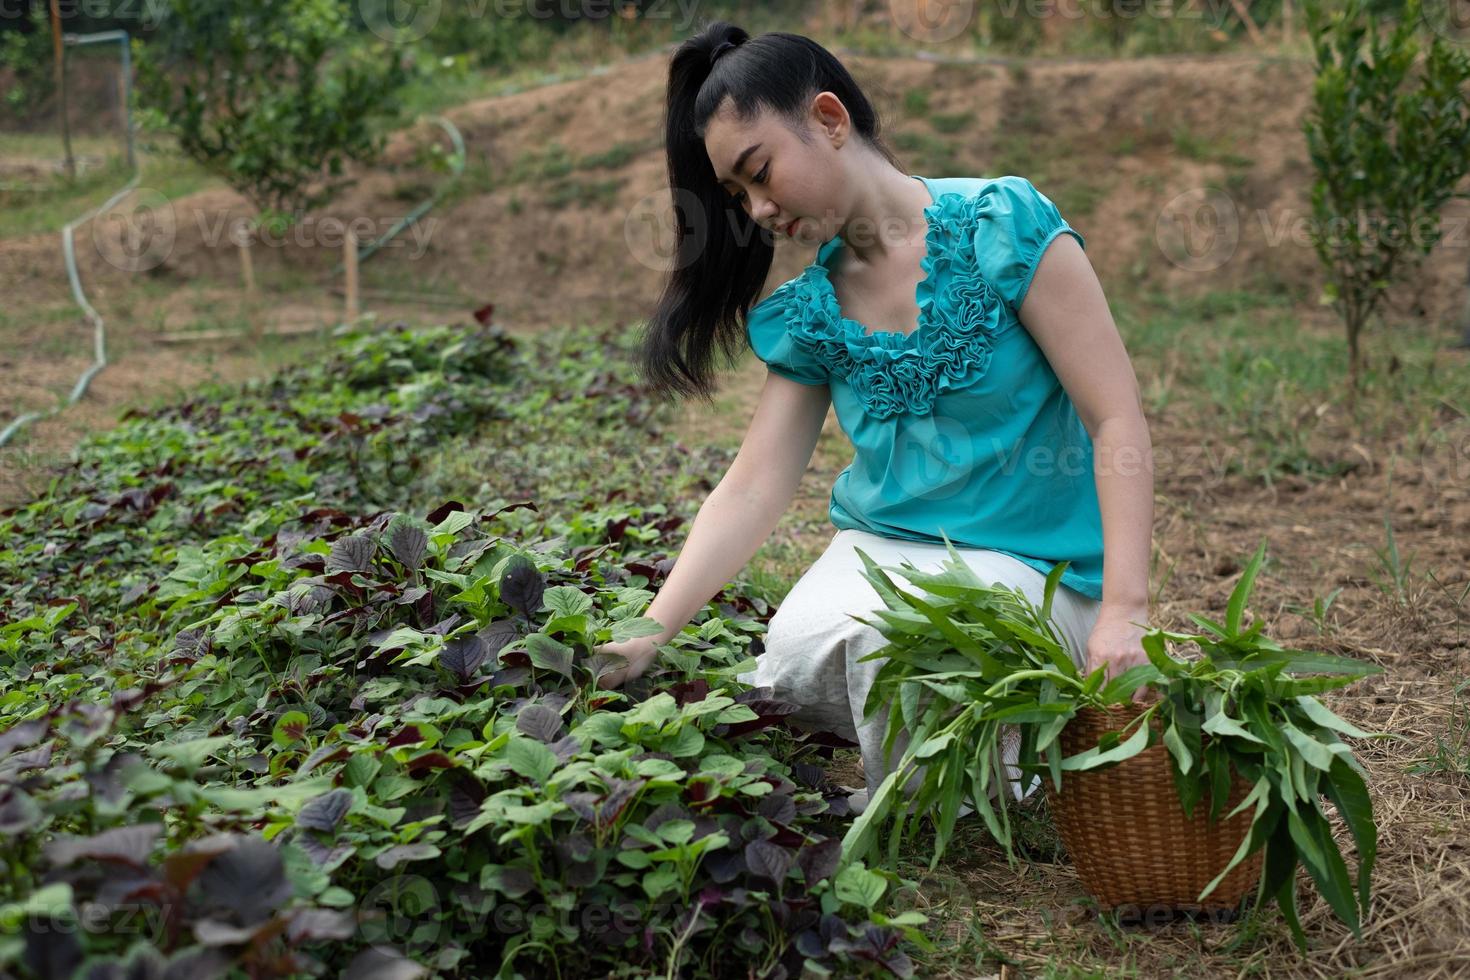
left=745, top=283, right=828, bottom=386
left=971, top=176, right=1086, bottom=315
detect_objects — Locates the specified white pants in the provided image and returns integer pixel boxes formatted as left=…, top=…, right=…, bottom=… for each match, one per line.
left=737, top=528, right=1103, bottom=806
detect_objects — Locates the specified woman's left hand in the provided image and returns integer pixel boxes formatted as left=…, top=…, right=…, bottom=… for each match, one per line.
left=1085, top=606, right=1156, bottom=705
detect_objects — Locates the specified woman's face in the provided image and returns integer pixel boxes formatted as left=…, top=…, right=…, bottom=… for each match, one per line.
left=703, top=98, right=843, bottom=246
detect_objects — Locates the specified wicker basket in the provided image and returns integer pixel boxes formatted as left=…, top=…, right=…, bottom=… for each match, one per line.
left=1042, top=701, right=1264, bottom=914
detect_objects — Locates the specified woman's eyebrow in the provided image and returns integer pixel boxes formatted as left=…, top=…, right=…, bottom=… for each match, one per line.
left=717, top=143, right=763, bottom=187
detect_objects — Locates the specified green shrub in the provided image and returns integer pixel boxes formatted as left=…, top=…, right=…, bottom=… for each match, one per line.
left=1302, top=0, right=1470, bottom=394
left=134, top=0, right=411, bottom=226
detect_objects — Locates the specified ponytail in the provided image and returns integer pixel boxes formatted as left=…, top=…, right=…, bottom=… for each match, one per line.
left=638, top=20, right=899, bottom=406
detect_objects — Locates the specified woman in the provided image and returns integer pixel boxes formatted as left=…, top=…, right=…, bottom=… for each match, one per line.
left=593, top=21, right=1156, bottom=812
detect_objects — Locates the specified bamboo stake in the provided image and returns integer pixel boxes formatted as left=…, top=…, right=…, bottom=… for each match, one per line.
left=48, top=0, right=74, bottom=179
left=344, top=227, right=360, bottom=323
left=235, top=226, right=257, bottom=295
left=1230, top=0, right=1264, bottom=46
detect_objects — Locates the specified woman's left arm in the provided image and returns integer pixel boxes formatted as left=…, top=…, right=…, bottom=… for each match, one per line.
left=1015, top=234, right=1156, bottom=694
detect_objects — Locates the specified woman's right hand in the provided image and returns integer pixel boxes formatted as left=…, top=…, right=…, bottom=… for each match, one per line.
left=590, top=636, right=662, bottom=690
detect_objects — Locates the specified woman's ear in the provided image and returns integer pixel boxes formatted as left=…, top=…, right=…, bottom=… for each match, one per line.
left=811, top=91, right=849, bottom=146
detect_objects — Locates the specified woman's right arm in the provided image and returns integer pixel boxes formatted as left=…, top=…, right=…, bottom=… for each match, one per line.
left=594, top=372, right=832, bottom=688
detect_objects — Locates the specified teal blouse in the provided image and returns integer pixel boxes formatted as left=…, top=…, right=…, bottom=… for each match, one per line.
left=745, top=174, right=1104, bottom=601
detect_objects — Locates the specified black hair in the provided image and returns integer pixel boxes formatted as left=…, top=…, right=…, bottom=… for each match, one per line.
left=638, top=20, right=900, bottom=406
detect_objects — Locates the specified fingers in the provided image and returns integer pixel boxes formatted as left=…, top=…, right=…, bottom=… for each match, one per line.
left=594, top=661, right=627, bottom=691
left=589, top=651, right=627, bottom=691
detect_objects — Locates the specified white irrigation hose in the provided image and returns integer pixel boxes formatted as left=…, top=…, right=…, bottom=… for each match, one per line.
left=334, top=114, right=466, bottom=273
left=0, top=172, right=142, bottom=448
left=1, top=29, right=137, bottom=449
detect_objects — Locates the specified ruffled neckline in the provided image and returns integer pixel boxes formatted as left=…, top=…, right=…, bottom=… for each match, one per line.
left=811, top=175, right=942, bottom=343
left=779, top=176, right=1007, bottom=420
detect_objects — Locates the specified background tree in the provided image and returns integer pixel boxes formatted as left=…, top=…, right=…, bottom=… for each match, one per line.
left=1301, top=0, right=1470, bottom=398
left=134, top=0, right=410, bottom=232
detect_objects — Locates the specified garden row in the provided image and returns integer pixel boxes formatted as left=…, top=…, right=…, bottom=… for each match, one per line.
left=0, top=322, right=922, bottom=978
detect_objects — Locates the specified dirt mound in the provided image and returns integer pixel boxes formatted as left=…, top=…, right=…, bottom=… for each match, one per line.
left=6, top=48, right=1469, bottom=504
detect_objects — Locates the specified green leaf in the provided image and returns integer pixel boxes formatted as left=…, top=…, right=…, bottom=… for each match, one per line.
left=148, top=735, right=234, bottom=774
left=622, top=692, right=679, bottom=731
left=898, top=590, right=1004, bottom=675
left=1163, top=721, right=1194, bottom=775
left=1139, top=631, right=1186, bottom=677
left=1098, top=662, right=1165, bottom=703
left=1294, top=695, right=1380, bottom=740
left=1060, top=712, right=1153, bottom=771
left=1281, top=720, right=1338, bottom=772
left=1262, top=815, right=1307, bottom=951
left=523, top=633, right=573, bottom=678
left=1287, top=805, right=1361, bottom=937
left=273, top=711, right=310, bottom=748
left=608, top=616, right=664, bottom=643
left=199, top=776, right=335, bottom=813
left=899, top=681, right=921, bottom=734
left=0, top=883, right=74, bottom=929
left=1201, top=708, right=1267, bottom=745
left=1038, top=559, right=1066, bottom=627
left=913, top=732, right=956, bottom=759
left=919, top=679, right=973, bottom=703
left=1035, top=710, right=1073, bottom=755
left=542, top=585, right=594, bottom=619
left=833, top=863, right=887, bottom=909
left=505, top=735, right=557, bottom=785
left=1322, top=754, right=1376, bottom=915
left=1217, top=646, right=1382, bottom=677
left=984, top=703, right=1071, bottom=724
left=1185, top=612, right=1229, bottom=638
left=1225, top=540, right=1267, bottom=635
left=1197, top=777, right=1272, bottom=901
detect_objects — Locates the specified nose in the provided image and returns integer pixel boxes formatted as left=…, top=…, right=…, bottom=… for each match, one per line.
left=746, top=193, right=779, bottom=226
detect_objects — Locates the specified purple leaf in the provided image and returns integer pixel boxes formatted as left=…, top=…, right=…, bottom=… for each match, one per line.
left=22, top=920, right=82, bottom=980
left=326, top=535, right=376, bottom=573
left=286, top=908, right=356, bottom=943
left=297, top=837, right=355, bottom=872
left=297, top=789, right=353, bottom=833
left=702, top=846, right=740, bottom=887
left=194, top=837, right=292, bottom=925
left=446, top=773, right=485, bottom=830
left=388, top=525, right=428, bottom=571
left=45, top=825, right=162, bottom=869
left=795, top=838, right=842, bottom=885
left=757, top=793, right=797, bottom=826
left=0, top=719, right=49, bottom=758
left=498, top=556, right=545, bottom=620
left=374, top=843, right=440, bottom=870
left=424, top=501, right=465, bottom=525
left=193, top=919, right=269, bottom=947
left=342, top=946, right=429, bottom=980
left=515, top=704, right=564, bottom=743
left=439, top=635, right=489, bottom=683
left=743, top=839, right=793, bottom=886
